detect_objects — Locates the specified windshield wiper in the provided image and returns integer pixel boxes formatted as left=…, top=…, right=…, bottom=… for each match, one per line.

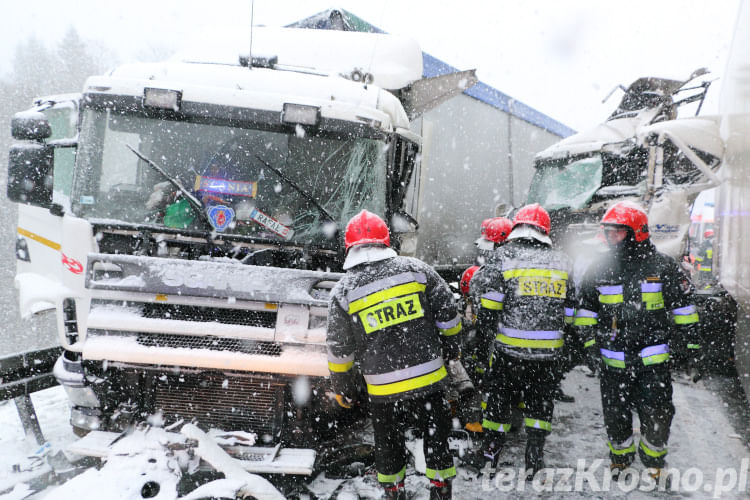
left=254, top=154, right=336, bottom=224
left=126, top=144, right=212, bottom=228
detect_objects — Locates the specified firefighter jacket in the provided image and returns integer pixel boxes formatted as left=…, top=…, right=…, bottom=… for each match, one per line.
left=326, top=253, right=462, bottom=402
left=694, top=239, right=714, bottom=284
left=472, top=238, right=576, bottom=363
left=575, top=239, right=701, bottom=370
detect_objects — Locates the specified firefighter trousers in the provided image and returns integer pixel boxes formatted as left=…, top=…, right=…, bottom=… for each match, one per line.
left=370, top=389, right=456, bottom=485
left=482, top=352, right=561, bottom=437
left=600, top=364, right=675, bottom=468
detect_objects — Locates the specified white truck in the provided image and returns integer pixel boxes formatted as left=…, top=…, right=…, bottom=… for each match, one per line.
left=6, top=27, right=478, bottom=457
left=527, top=68, right=724, bottom=260
left=525, top=68, right=741, bottom=373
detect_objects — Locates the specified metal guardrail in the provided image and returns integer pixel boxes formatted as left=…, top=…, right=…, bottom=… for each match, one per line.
left=0, top=346, right=62, bottom=400
left=0, top=346, right=63, bottom=444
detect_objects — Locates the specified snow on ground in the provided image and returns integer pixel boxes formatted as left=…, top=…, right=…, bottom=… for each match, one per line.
left=1, top=368, right=749, bottom=499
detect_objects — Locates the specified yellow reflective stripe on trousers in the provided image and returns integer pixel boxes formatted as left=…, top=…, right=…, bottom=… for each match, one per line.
left=640, top=440, right=667, bottom=458
left=377, top=465, right=406, bottom=484
left=327, top=360, right=353, bottom=373
left=524, top=418, right=551, bottom=431
left=503, top=268, right=568, bottom=280
left=425, top=466, right=457, bottom=480
left=496, top=334, right=563, bottom=349
left=608, top=441, right=636, bottom=455
left=482, top=419, right=511, bottom=432
left=347, top=282, right=426, bottom=314
left=366, top=366, right=447, bottom=396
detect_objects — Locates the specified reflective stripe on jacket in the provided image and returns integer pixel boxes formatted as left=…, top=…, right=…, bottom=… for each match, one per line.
left=327, top=255, right=461, bottom=401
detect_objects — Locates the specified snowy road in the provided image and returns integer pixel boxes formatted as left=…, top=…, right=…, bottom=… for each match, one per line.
left=1, top=367, right=749, bottom=499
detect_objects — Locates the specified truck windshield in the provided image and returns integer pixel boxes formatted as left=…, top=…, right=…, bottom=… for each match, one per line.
left=527, top=155, right=603, bottom=210
left=72, top=108, right=387, bottom=247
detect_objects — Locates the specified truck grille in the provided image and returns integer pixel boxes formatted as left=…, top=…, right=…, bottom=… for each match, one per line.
left=142, top=303, right=277, bottom=328
left=136, top=332, right=282, bottom=356
left=152, top=372, right=286, bottom=439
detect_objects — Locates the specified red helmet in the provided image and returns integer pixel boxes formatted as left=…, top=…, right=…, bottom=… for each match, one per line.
left=601, top=201, right=649, bottom=242
left=460, top=265, right=480, bottom=295
left=513, top=203, right=551, bottom=235
left=479, top=218, right=493, bottom=236
left=704, top=228, right=714, bottom=238
left=485, top=217, right=513, bottom=244
left=345, top=210, right=390, bottom=251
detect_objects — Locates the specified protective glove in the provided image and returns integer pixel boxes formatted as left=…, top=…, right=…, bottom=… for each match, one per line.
left=447, top=359, right=475, bottom=396
left=687, top=346, right=706, bottom=383
left=334, top=394, right=355, bottom=409
left=585, top=343, right=600, bottom=375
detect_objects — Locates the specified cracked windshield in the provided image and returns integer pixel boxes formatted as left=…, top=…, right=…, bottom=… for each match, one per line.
left=72, top=109, right=387, bottom=244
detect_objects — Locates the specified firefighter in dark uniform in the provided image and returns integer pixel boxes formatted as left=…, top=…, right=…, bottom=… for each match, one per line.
left=473, top=203, right=576, bottom=477
left=694, top=228, right=715, bottom=288
left=575, top=201, right=702, bottom=480
left=463, top=217, right=513, bottom=385
left=326, top=210, right=463, bottom=500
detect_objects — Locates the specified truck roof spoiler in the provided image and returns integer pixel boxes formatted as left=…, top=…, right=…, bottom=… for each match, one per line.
left=396, top=69, right=478, bottom=120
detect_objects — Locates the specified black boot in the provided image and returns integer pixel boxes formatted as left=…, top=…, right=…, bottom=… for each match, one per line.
left=429, top=479, right=452, bottom=500
left=462, top=431, right=505, bottom=470
left=482, top=431, right=506, bottom=469
left=383, top=481, right=406, bottom=500
left=525, top=435, right=545, bottom=480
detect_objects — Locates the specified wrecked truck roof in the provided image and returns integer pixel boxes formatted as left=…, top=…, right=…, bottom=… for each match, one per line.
left=535, top=113, right=723, bottom=161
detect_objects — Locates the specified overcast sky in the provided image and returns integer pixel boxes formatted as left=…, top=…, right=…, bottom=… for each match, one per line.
left=1, top=0, right=742, bottom=131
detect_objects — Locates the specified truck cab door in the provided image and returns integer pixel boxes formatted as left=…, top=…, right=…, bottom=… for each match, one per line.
left=14, top=95, right=80, bottom=317
left=640, top=117, right=723, bottom=257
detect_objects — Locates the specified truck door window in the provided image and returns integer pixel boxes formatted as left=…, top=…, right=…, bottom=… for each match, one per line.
left=527, top=156, right=603, bottom=210
left=40, top=100, right=78, bottom=208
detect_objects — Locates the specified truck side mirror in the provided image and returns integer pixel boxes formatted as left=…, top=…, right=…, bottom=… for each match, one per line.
left=391, top=211, right=419, bottom=256
left=7, top=143, right=54, bottom=208
left=11, top=112, right=52, bottom=141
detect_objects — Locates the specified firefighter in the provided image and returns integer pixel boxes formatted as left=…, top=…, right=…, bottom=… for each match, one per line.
left=575, top=201, right=703, bottom=481
left=464, top=217, right=513, bottom=383
left=326, top=209, right=463, bottom=500
left=475, top=217, right=513, bottom=266
left=694, top=228, right=715, bottom=287
left=473, top=203, right=576, bottom=477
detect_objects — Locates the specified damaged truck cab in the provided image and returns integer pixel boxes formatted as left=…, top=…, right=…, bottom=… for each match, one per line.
left=7, top=28, right=471, bottom=448
left=528, top=70, right=724, bottom=260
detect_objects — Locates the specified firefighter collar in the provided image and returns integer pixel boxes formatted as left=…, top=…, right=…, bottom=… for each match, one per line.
left=343, top=245, right=397, bottom=270
left=475, top=237, right=495, bottom=251
left=507, top=225, right=552, bottom=246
